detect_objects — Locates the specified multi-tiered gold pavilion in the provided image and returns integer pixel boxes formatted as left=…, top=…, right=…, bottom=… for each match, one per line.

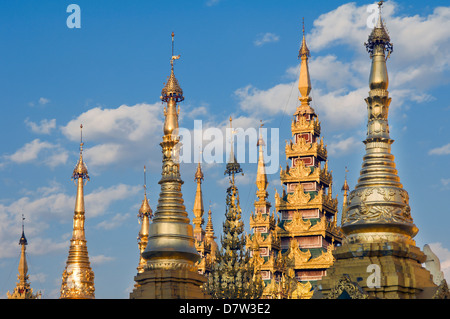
left=272, top=22, right=343, bottom=298
left=130, top=33, right=206, bottom=299
left=314, top=2, right=449, bottom=299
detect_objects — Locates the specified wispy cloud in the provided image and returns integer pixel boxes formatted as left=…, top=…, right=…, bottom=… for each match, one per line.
left=429, top=143, right=450, bottom=155
left=254, top=32, right=280, bottom=47
left=39, top=97, right=50, bottom=105
left=25, top=118, right=56, bottom=135
left=328, top=136, right=360, bottom=157
left=2, top=139, right=68, bottom=168
left=205, top=0, right=220, bottom=7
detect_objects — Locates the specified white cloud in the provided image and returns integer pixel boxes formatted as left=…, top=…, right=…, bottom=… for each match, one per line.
left=6, top=139, right=54, bottom=164
left=254, top=32, right=280, bottom=47
left=61, top=103, right=163, bottom=143
left=327, top=136, right=360, bottom=157
left=25, top=118, right=56, bottom=135
left=429, top=143, right=450, bottom=155
left=60, top=103, right=164, bottom=169
left=84, top=143, right=122, bottom=166
left=205, top=0, right=220, bottom=7
left=90, top=254, right=115, bottom=266
left=235, top=83, right=298, bottom=117
left=39, top=97, right=50, bottom=105
left=96, top=213, right=130, bottom=230
left=85, top=184, right=141, bottom=218
left=2, top=139, right=69, bottom=168
left=441, top=178, right=450, bottom=188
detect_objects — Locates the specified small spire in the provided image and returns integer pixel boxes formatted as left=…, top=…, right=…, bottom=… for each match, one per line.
left=298, top=18, right=312, bottom=107
left=193, top=161, right=205, bottom=221
left=139, top=166, right=152, bottom=217
left=7, top=215, right=41, bottom=299
left=341, top=167, right=350, bottom=214
left=298, top=17, right=310, bottom=59
left=256, top=121, right=268, bottom=200
left=137, top=166, right=152, bottom=273
left=225, top=116, right=243, bottom=178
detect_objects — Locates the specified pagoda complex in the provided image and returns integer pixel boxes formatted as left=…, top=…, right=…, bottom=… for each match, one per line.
left=274, top=21, right=343, bottom=298
left=314, top=2, right=449, bottom=299
left=130, top=33, right=206, bottom=299
left=60, top=125, right=96, bottom=299
left=192, top=161, right=218, bottom=275
left=7, top=216, right=41, bottom=299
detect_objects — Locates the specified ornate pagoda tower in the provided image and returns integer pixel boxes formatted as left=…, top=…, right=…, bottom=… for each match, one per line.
left=7, top=216, right=41, bottom=299
left=274, top=20, right=343, bottom=298
left=130, top=33, right=206, bottom=299
left=192, top=161, right=217, bottom=275
left=247, top=124, right=286, bottom=298
left=136, top=166, right=153, bottom=274
left=315, top=2, right=448, bottom=299
left=60, top=125, right=95, bottom=299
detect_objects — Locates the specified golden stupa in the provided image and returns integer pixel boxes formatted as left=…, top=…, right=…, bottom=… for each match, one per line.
left=7, top=215, right=41, bottom=299
left=130, top=33, right=206, bottom=299
left=314, top=2, right=449, bottom=299
left=60, top=124, right=95, bottom=299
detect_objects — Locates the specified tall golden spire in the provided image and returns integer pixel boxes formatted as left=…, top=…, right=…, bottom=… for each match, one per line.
left=315, top=2, right=447, bottom=299
left=341, top=167, right=350, bottom=211
left=131, top=33, right=206, bottom=299
left=255, top=121, right=268, bottom=202
left=7, top=215, right=41, bottom=299
left=276, top=20, right=342, bottom=299
left=342, top=1, right=417, bottom=241
left=137, top=166, right=152, bottom=274
left=297, top=17, right=312, bottom=110
left=193, top=161, right=205, bottom=226
left=60, top=124, right=95, bottom=299
left=204, top=204, right=216, bottom=247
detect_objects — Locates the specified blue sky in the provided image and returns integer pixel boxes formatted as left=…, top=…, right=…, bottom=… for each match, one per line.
left=0, top=0, right=449, bottom=298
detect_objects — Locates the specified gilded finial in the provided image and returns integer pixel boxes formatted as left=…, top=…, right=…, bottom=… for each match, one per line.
left=297, top=19, right=312, bottom=105
left=72, top=124, right=89, bottom=181
left=341, top=166, right=350, bottom=192
left=161, top=32, right=183, bottom=103
left=298, top=17, right=310, bottom=59
left=225, top=116, right=243, bottom=177
left=365, top=0, right=393, bottom=58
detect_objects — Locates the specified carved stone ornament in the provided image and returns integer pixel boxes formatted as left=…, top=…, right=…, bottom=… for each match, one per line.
left=325, top=274, right=370, bottom=299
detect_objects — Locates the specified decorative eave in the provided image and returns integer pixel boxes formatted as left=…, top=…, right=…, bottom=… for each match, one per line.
left=278, top=213, right=342, bottom=241
left=280, top=160, right=332, bottom=186
left=291, top=116, right=321, bottom=136
left=249, top=209, right=276, bottom=230
left=284, top=240, right=335, bottom=270
left=249, top=250, right=285, bottom=273
left=275, top=184, right=338, bottom=213
left=246, top=231, right=281, bottom=251
left=285, top=137, right=327, bottom=161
